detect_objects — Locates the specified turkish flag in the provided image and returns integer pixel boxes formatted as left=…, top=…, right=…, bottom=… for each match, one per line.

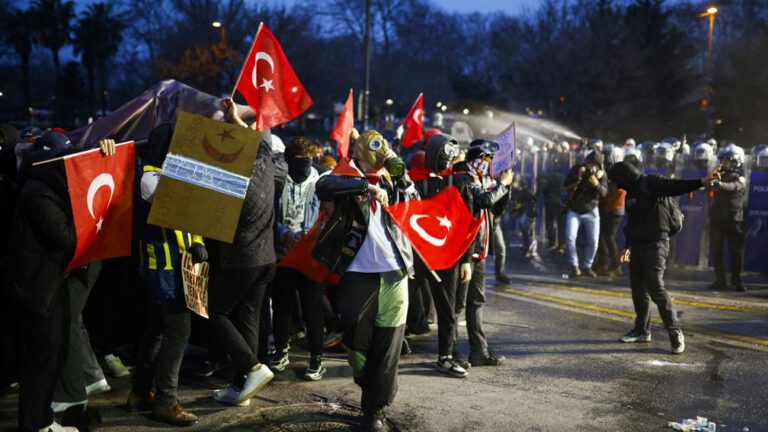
left=400, top=93, right=424, bottom=148
left=234, top=23, right=314, bottom=130
left=64, top=142, right=135, bottom=271
left=330, top=89, right=354, bottom=159
left=385, top=186, right=483, bottom=270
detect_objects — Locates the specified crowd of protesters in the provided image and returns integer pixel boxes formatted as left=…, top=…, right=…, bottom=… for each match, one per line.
left=0, top=103, right=755, bottom=432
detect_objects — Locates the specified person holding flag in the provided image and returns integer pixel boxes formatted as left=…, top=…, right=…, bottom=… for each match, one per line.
left=7, top=138, right=118, bottom=432
left=452, top=139, right=514, bottom=368
left=410, top=133, right=511, bottom=377
left=311, top=130, right=416, bottom=432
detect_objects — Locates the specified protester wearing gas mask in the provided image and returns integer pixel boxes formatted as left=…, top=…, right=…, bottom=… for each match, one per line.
left=452, top=139, right=513, bottom=368
left=312, top=130, right=416, bottom=432
left=411, top=133, right=478, bottom=378
left=563, top=151, right=608, bottom=278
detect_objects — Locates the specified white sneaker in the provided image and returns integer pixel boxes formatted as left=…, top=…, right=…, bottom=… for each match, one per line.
left=51, top=401, right=87, bottom=414
left=213, top=385, right=250, bottom=407
left=85, top=378, right=111, bottom=396
left=38, top=421, right=79, bottom=432
left=237, top=364, right=274, bottom=405
left=104, top=354, right=130, bottom=378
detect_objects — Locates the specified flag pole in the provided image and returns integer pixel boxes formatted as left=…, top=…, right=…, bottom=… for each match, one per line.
left=32, top=141, right=136, bottom=167
left=231, top=22, right=263, bottom=100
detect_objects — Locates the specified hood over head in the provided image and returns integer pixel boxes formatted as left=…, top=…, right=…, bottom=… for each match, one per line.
left=424, top=133, right=459, bottom=174
left=609, top=161, right=642, bottom=190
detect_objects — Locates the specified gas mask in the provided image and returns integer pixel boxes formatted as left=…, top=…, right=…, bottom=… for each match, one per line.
left=353, top=130, right=405, bottom=177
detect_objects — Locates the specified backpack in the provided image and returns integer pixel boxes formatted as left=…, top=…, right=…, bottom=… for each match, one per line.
left=639, top=177, right=684, bottom=236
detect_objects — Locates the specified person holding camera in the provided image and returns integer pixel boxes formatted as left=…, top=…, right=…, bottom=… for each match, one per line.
left=708, top=149, right=747, bottom=292
left=562, top=151, right=608, bottom=278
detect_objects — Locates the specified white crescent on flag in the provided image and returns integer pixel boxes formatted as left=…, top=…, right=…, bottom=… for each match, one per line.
left=86, top=173, right=115, bottom=232
left=413, top=108, right=423, bottom=125
left=252, top=51, right=276, bottom=92
left=409, top=214, right=451, bottom=247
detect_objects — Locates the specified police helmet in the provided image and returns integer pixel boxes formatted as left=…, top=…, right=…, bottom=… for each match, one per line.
left=693, top=143, right=715, bottom=162
left=757, top=148, right=768, bottom=168
left=653, top=143, right=675, bottom=164
left=723, top=143, right=745, bottom=165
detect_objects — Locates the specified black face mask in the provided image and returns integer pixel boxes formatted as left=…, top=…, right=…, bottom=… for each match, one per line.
left=288, top=157, right=312, bottom=183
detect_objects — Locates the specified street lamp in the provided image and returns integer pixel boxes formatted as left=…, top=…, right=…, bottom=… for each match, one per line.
left=211, top=21, right=222, bottom=28
left=436, top=101, right=443, bottom=108
left=462, top=108, right=469, bottom=115
left=385, top=98, right=393, bottom=106
left=700, top=6, right=718, bottom=70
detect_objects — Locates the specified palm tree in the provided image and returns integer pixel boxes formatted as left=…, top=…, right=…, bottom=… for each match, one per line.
left=73, top=3, right=125, bottom=113
left=2, top=9, right=36, bottom=113
left=30, top=0, right=75, bottom=109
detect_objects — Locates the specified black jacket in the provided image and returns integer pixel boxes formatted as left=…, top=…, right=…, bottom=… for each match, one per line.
left=312, top=167, right=415, bottom=277
left=709, top=171, right=746, bottom=222
left=452, top=160, right=510, bottom=258
left=212, top=135, right=276, bottom=269
left=563, top=163, right=608, bottom=214
left=6, top=155, right=76, bottom=315
left=621, top=173, right=702, bottom=248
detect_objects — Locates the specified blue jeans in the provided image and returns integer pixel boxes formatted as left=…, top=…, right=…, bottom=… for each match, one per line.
left=565, top=208, right=600, bottom=268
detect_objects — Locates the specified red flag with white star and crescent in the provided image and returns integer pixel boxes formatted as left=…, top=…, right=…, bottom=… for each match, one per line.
left=400, top=93, right=424, bottom=148
left=64, top=142, right=135, bottom=271
left=384, top=186, right=484, bottom=270
left=234, top=23, right=314, bottom=131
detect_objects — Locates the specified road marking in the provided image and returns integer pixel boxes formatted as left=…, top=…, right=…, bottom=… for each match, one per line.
left=528, top=284, right=768, bottom=315
left=495, top=288, right=768, bottom=352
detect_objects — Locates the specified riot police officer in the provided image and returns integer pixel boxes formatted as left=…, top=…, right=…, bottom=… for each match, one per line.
left=708, top=149, right=747, bottom=292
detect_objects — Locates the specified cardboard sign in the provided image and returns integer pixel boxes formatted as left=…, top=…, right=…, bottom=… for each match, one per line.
left=148, top=111, right=261, bottom=242
left=181, top=252, right=210, bottom=318
left=491, top=122, right=516, bottom=178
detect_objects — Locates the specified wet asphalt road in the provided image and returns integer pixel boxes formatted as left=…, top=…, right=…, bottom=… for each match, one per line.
left=1, top=267, right=766, bottom=432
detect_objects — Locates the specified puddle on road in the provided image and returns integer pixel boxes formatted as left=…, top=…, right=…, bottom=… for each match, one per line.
left=221, top=396, right=403, bottom=432
left=639, top=360, right=703, bottom=368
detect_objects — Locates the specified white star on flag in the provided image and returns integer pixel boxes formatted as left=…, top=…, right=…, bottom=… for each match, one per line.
left=437, top=215, right=452, bottom=230
left=96, top=217, right=104, bottom=232
left=259, top=78, right=274, bottom=92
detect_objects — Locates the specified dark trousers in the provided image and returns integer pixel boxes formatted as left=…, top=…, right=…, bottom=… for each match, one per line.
left=133, top=302, right=191, bottom=406
left=492, top=215, right=507, bottom=276
left=0, top=274, right=17, bottom=388
left=421, top=263, right=459, bottom=357
left=710, top=220, right=744, bottom=284
left=272, top=267, right=325, bottom=357
left=17, top=288, right=70, bottom=432
left=596, top=213, right=622, bottom=270
left=405, top=275, right=432, bottom=335
left=629, top=240, right=680, bottom=333
left=544, top=202, right=565, bottom=247
left=55, top=262, right=105, bottom=403
left=455, top=259, right=488, bottom=357
left=335, top=271, right=407, bottom=414
left=209, top=264, right=275, bottom=388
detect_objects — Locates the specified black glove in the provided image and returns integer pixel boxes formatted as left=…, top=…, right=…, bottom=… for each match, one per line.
left=188, top=242, right=208, bottom=264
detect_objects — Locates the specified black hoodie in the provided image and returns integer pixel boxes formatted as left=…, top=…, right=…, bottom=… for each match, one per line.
left=609, top=162, right=703, bottom=247
left=7, top=150, right=77, bottom=315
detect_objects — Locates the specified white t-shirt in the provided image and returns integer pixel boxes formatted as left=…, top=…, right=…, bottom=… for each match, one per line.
left=347, top=162, right=404, bottom=273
